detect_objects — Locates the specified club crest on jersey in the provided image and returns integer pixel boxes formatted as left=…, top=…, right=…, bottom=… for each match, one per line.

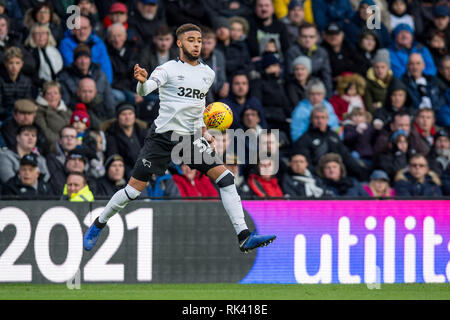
left=142, top=159, right=152, bottom=169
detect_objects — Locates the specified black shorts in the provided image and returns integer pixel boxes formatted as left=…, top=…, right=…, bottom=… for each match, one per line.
left=131, top=124, right=223, bottom=182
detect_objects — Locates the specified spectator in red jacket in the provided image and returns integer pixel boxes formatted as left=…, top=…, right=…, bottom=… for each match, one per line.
left=172, top=164, right=219, bottom=198
left=247, top=158, right=284, bottom=198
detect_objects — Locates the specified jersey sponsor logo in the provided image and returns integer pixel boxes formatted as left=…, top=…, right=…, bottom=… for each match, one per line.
left=177, top=87, right=206, bottom=100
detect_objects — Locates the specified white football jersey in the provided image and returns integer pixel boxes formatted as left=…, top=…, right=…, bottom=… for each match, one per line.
left=137, top=59, right=215, bottom=135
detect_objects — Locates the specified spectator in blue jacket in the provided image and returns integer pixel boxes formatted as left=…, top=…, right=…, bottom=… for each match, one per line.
left=290, top=79, right=339, bottom=143
left=342, top=0, right=392, bottom=48
left=59, top=15, right=113, bottom=83
left=142, top=171, right=181, bottom=198
left=312, top=0, right=354, bottom=32
left=388, top=23, right=437, bottom=78
left=394, top=153, right=442, bottom=196
left=402, top=53, right=444, bottom=112
left=436, top=89, right=450, bottom=129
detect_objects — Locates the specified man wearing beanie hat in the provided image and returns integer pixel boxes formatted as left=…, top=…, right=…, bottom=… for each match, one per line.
left=285, top=55, right=311, bottom=107
left=363, top=48, right=396, bottom=113
left=70, top=103, right=91, bottom=134
left=286, top=22, right=333, bottom=95
left=388, top=23, right=437, bottom=78
left=104, top=102, right=147, bottom=179
left=57, top=44, right=116, bottom=113
left=95, top=154, right=127, bottom=196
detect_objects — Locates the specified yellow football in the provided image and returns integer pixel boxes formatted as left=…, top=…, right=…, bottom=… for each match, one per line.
left=203, top=102, right=233, bottom=131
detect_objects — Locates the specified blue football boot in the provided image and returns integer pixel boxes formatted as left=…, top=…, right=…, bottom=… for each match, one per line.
left=83, top=223, right=103, bottom=251
left=239, top=231, right=276, bottom=253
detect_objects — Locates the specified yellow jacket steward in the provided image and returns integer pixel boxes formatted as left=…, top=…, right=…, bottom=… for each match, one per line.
left=63, top=184, right=94, bottom=202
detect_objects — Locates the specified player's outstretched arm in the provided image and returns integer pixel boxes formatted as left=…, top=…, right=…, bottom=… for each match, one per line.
left=134, top=64, right=148, bottom=83
left=135, top=64, right=156, bottom=97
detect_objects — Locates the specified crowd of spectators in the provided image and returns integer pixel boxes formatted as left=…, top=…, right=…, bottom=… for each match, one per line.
left=0, top=0, right=449, bottom=201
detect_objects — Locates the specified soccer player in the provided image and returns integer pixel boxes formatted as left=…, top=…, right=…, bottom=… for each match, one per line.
left=83, top=23, right=276, bottom=253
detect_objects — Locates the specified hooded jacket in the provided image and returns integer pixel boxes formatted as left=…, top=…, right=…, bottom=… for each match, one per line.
left=0, top=148, right=50, bottom=184
left=58, top=29, right=113, bottom=83
left=371, top=77, right=415, bottom=126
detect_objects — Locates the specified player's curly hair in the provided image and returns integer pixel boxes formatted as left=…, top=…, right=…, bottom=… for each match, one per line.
left=175, top=23, right=202, bottom=40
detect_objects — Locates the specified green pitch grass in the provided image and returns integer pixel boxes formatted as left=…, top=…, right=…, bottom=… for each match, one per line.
left=0, top=283, right=449, bottom=300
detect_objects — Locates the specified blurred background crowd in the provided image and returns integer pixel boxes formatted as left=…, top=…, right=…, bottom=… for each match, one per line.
left=0, top=0, right=449, bottom=200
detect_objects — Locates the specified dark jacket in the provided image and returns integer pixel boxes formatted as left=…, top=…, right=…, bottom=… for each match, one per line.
left=284, top=76, right=308, bottom=110
left=2, top=175, right=52, bottom=198
left=95, top=175, right=126, bottom=197
left=247, top=14, right=291, bottom=58
left=128, top=4, right=166, bottom=49
left=394, top=169, right=442, bottom=197
left=57, top=62, right=116, bottom=115
left=216, top=40, right=252, bottom=80
left=250, top=72, right=291, bottom=126
left=0, top=117, right=49, bottom=155
left=104, top=119, right=147, bottom=179
left=293, top=126, right=368, bottom=180
left=285, top=42, right=333, bottom=96
left=372, top=77, right=415, bottom=125
left=312, top=0, right=354, bottom=32
left=220, top=95, right=268, bottom=130
left=402, top=73, right=444, bottom=112
left=354, top=30, right=382, bottom=76
left=343, top=121, right=376, bottom=159
left=138, top=45, right=178, bottom=76
left=322, top=40, right=367, bottom=79
left=321, top=176, right=369, bottom=197
left=203, top=0, right=252, bottom=21
left=343, top=11, right=392, bottom=48
left=441, top=165, right=450, bottom=196
left=70, top=96, right=112, bottom=130
left=0, top=66, right=33, bottom=121
left=374, top=148, right=411, bottom=181
left=281, top=168, right=325, bottom=198
left=166, top=0, right=209, bottom=27
left=107, top=40, right=140, bottom=92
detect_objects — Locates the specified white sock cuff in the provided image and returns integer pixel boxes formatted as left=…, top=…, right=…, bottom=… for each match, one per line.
left=215, top=169, right=233, bottom=184
left=125, top=184, right=141, bottom=200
